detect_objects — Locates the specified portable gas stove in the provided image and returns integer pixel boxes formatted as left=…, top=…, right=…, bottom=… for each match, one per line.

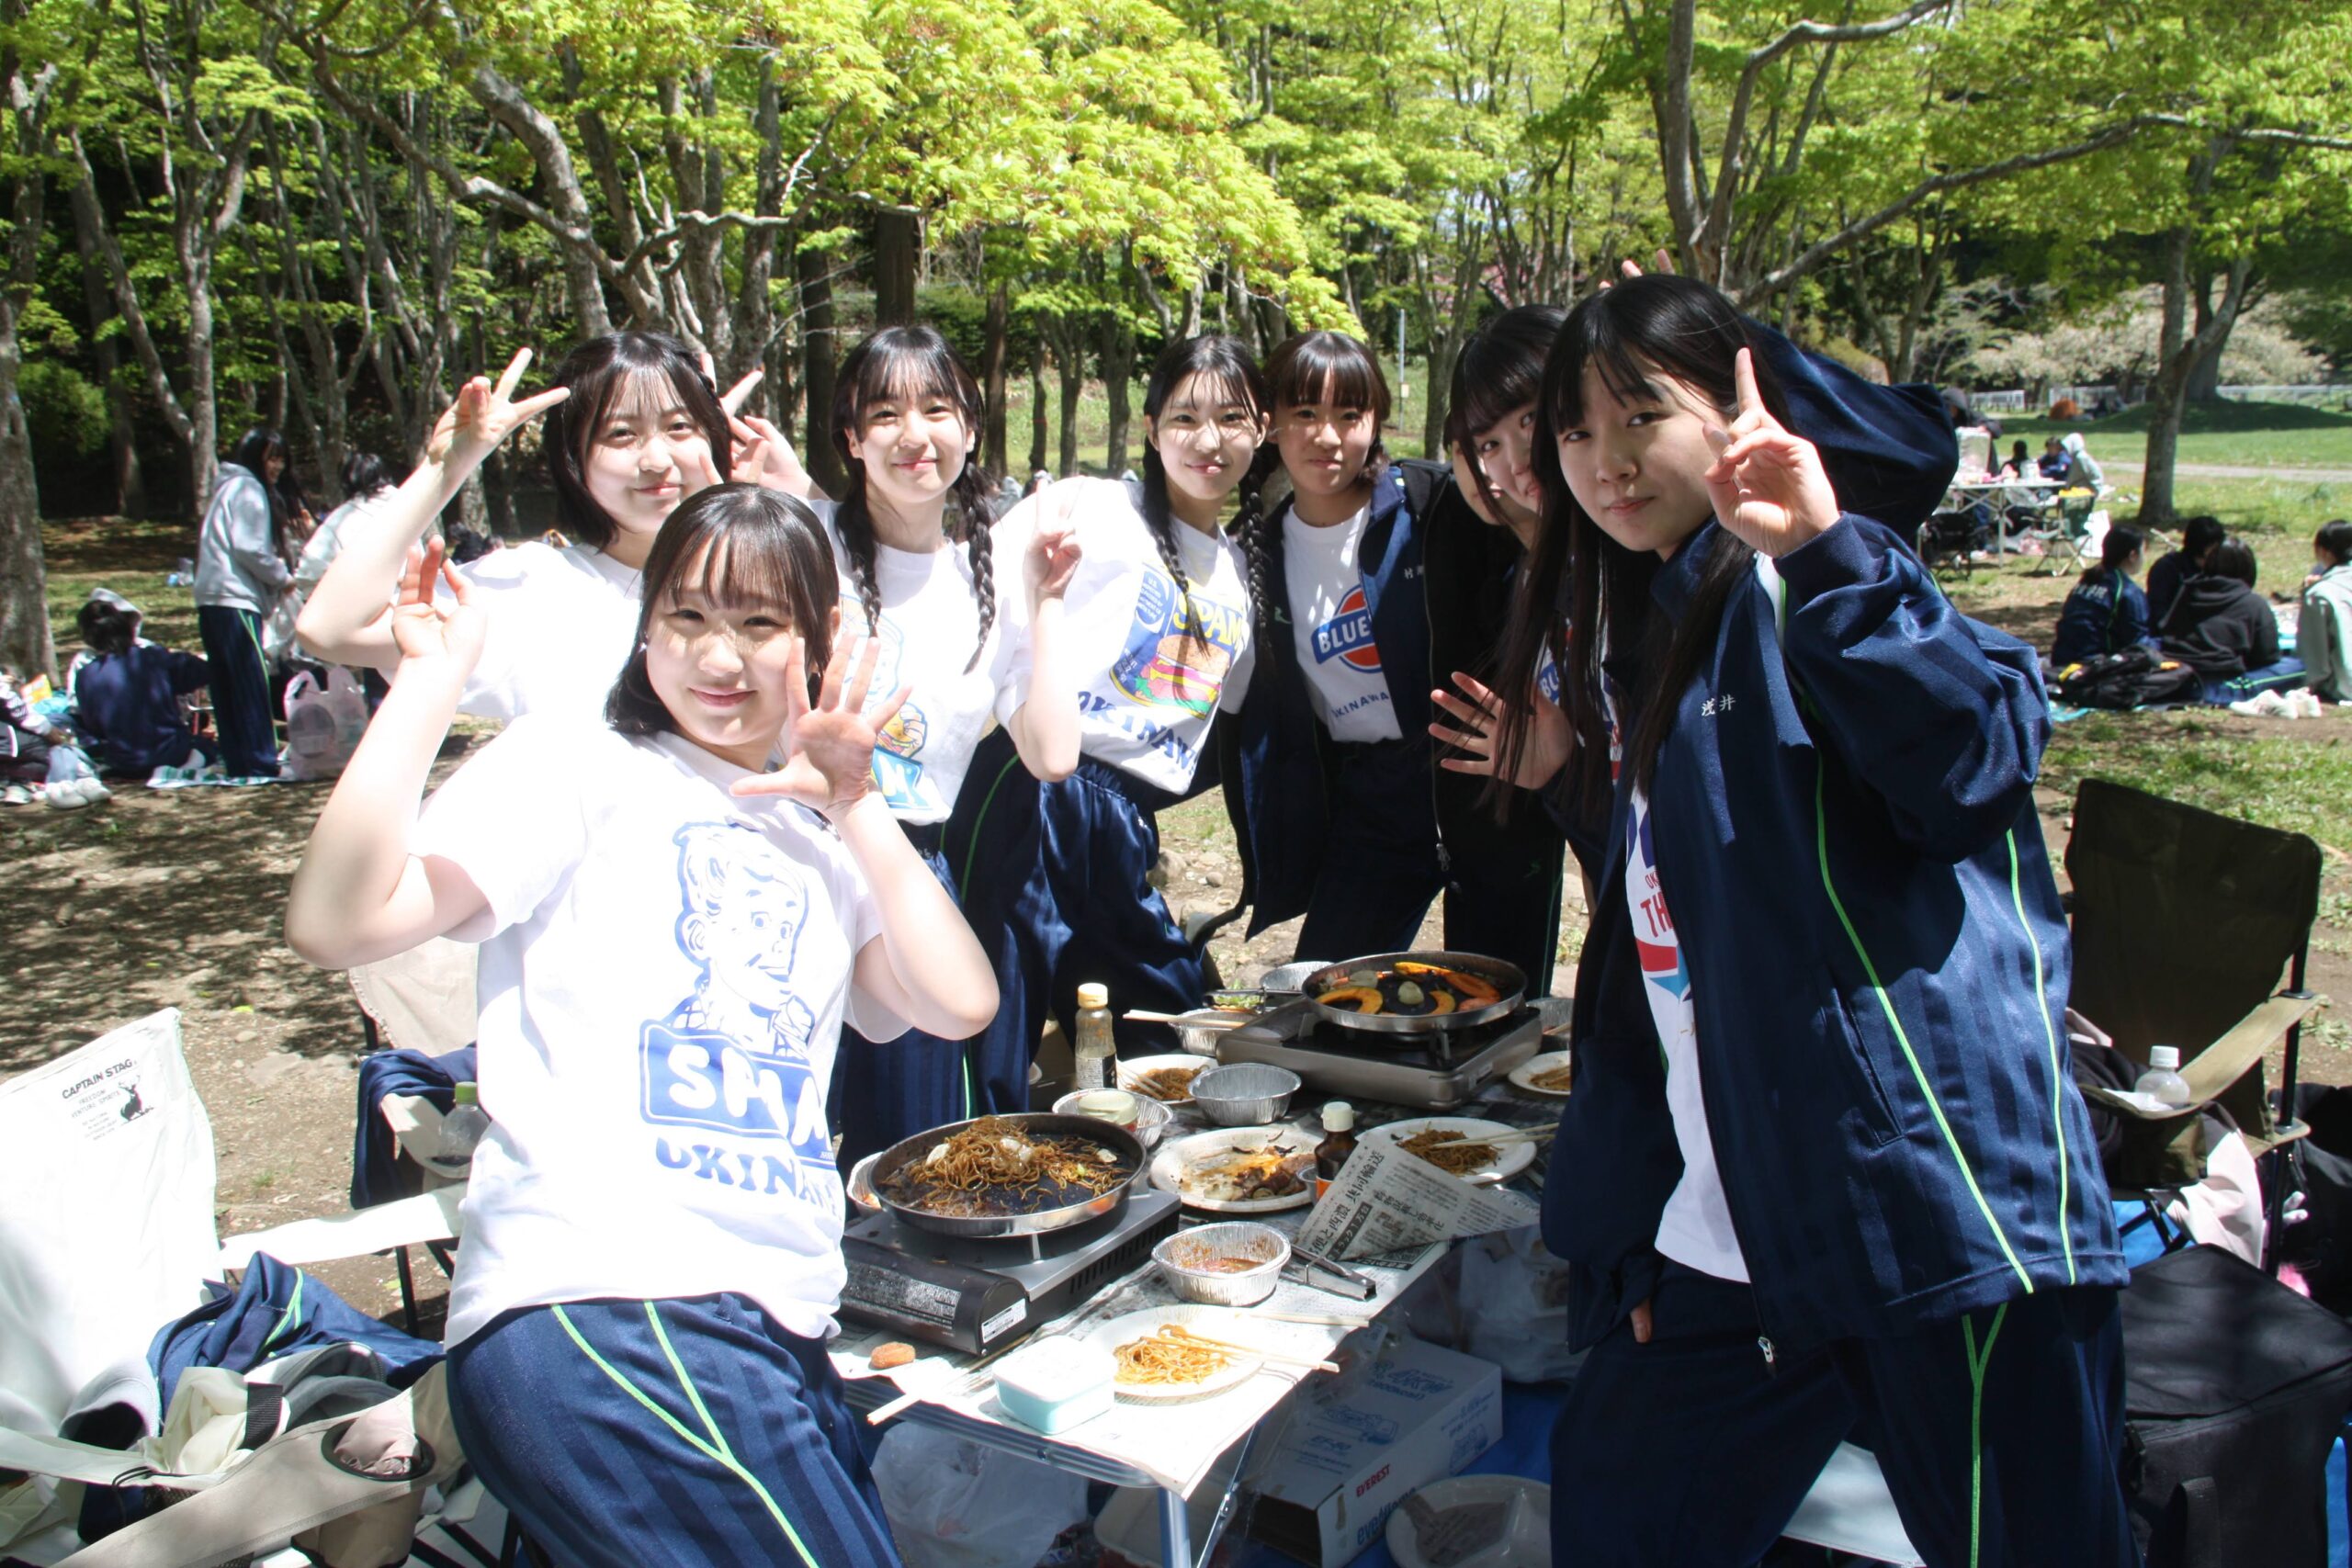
left=839, top=1186, right=1180, bottom=1355
left=1216, top=996, right=1545, bottom=1110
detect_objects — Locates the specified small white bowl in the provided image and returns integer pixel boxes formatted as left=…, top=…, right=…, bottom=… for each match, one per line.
left=1054, top=1088, right=1174, bottom=1147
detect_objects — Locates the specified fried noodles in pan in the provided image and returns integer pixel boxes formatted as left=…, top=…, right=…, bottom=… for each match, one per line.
left=882, top=1116, right=1128, bottom=1218
left=1396, top=1128, right=1498, bottom=1178
left=1114, top=1327, right=1234, bottom=1386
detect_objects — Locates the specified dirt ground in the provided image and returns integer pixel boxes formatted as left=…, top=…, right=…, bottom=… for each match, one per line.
left=6, top=525, right=2346, bottom=1334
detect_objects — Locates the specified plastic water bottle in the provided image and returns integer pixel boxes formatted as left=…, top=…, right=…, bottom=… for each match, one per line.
left=438, top=1081, right=492, bottom=1163
left=1072, top=983, right=1115, bottom=1093
left=2134, top=1045, right=2192, bottom=1109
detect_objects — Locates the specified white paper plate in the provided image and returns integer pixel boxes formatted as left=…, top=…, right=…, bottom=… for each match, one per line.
left=1149, top=1125, right=1318, bottom=1213
left=1120, top=1054, right=1212, bottom=1106
left=1362, top=1116, right=1536, bottom=1184
left=1507, top=1051, right=1575, bottom=1099
left=1385, top=1476, right=1553, bottom=1568
left=1088, top=1305, right=1263, bottom=1401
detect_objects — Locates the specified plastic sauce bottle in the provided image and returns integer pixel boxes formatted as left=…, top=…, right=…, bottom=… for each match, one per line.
left=1073, top=983, right=1115, bottom=1093
left=1315, top=1101, right=1358, bottom=1201
left=2135, top=1045, right=2192, bottom=1109
left=439, top=1081, right=492, bottom=1163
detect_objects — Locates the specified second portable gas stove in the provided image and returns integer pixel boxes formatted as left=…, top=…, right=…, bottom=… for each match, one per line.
left=1216, top=995, right=1545, bottom=1111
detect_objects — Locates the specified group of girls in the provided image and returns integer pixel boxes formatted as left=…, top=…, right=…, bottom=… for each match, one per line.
left=281, top=269, right=2133, bottom=1567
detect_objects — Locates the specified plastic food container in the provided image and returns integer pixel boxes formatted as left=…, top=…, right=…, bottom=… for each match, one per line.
left=1188, top=1064, right=1301, bottom=1126
left=992, top=1340, right=1115, bottom=1434
left=1053, top=1089, right=1173, bottom=1147
left=1153, top=1222, right=1292, bottom=1306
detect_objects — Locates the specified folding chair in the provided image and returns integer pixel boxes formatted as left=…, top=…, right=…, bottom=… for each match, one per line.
left=2064, top=777, right=2323, bottom=1266
left=2020, top=490, right=2099, bottom=575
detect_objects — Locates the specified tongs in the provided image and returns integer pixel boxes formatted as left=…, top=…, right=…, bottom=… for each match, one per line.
left=1285, top=1241, right=1377, bottom=1302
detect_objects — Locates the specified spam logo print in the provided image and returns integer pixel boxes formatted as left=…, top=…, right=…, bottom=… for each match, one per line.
left=1312, top=585, right=1381, bottom=671
left=1111, top=569, right=1246, bottom=718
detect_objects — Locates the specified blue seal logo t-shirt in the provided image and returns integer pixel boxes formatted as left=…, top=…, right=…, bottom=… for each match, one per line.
left=1313, top=585, right=1381, bottom=671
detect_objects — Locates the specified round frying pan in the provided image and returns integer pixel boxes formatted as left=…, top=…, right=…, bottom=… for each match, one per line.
left=866, top=1112, right=1147, bottom=1239
left=1300, top=951, right=1528, bottom=1037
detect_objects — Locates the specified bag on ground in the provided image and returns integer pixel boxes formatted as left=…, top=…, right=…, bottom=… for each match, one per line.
left=282, top=668, right=369, bottom=782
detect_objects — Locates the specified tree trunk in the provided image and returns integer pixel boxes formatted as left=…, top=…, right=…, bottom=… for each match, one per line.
left=68, top=177, right=143, bottom=515
left=0, top=316, right=51, bottom=678
left=1057, top=325, right=1084, bottom=477
left=2184, top=319, right=2232, bottom=402
left=1101, top=312, right=1136, bottom=477
left=181, top=235, right=221, bottom=515
left=797, top=241, right=844, bottom=496
left=980, top=280, right=1010, bottom=480
left=1028, top=335, right=1048, bottom=479
left=874, top=207, right=919, bottom=327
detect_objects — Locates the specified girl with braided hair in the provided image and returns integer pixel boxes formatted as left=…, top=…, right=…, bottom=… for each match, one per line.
left=817, top=324, right=1080, bottom=1168
left=947, top=333, right=1273, bottom=1107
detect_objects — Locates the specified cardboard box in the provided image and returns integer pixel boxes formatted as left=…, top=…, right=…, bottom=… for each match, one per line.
left=1244, top=1335, right=1503, bottom=1566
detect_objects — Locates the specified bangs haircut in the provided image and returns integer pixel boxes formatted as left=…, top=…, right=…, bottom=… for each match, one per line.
left=540, top=331, right=731, bottom=552
left=606, top=483, right=839, bottom=739
left=1141, top=333, right=1278, bottom=643
left=1265, top=331, right=1392, bottom=427
left=1445, top=305, right=1566, bottom=455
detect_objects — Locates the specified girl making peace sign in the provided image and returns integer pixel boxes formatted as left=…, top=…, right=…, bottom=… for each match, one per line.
left=1435, top=276, right=2133, bottom=1568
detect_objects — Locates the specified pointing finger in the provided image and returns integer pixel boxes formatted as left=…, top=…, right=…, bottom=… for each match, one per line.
left=1734, top=346, right=1763, bottom=420
left=492, top=348, right=534, bottom=402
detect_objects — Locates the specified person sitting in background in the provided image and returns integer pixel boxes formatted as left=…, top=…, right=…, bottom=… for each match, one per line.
left=2052, top=525, right=2157, bottom=668
left=2297, top=519, right=2352, bottom=702
left=2057, top=430, right=2105, bottom=490
left=300, top=453, right=401, bottom=599
left=2002, top=439, right=2034, bottom=479
left=2161, top=538, right=2279, bottom=678
left=73, top=598, right=216, bottom=779
left=2147, top=514, right=2225, bottom=627
left=1, top=669, right=106, bottom=807
left=2039, top=436, right=2071, bottom=479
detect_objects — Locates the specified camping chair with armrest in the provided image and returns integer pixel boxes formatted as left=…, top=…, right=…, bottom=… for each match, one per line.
left=346, top=938, right=479, bottom=1326
left=2019, top=489, right=2100, bottom=575
left=2063, top=777, right=2322, bottom=1268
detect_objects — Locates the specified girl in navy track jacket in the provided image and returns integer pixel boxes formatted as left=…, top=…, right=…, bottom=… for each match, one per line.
left=1433, top=276, right=2134, bottom=1568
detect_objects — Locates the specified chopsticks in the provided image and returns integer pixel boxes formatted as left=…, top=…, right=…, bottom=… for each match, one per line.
left=866, top=1331, right=1034, bottom=1425
left=1123, top=1010, right=1244, bottom=1030
left=1159, top=1325, right=1340, bottom=1375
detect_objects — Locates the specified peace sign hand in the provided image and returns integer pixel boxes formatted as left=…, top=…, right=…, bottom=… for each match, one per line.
left=1702, top=348, right=1841, bottom=558
left=1428, top=671, right=1572, bottom=789
left=729, top=635, right=910, bottom=819
left=389, top=538, right=489, bottom=678
left=424, top=349, right=571, bottom=476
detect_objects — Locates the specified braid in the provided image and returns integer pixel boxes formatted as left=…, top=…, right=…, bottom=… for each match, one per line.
left=839, top=472, right=887, bottom=637
left=1245, top=491, right=1280, bottom=633
left=1229, top=445, right=1280, bottom=628
left=950, top=459, right=996, bottom=671
left=1148, top=515, right=1198, bottom=651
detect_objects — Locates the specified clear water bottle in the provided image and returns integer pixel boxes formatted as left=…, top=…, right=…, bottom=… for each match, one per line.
left=438, top=1081, right=492, bottom=1163
left=2134, top=1045, right=2192, bottom=1109
left=1072, top=983, right=1115, bottom=1093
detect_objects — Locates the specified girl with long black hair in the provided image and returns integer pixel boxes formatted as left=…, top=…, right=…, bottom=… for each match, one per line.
left=1434, top=275, right=2132, bottom=1567
left=815, top=324, right=1080, bottom=1165
left=194, top=427, right=305, bottom=776
left=948, top=333, right=1273, bottom=1097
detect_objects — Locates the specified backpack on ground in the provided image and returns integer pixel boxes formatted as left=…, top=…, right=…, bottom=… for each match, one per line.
left=2053, top=646, right=2203, bottom=709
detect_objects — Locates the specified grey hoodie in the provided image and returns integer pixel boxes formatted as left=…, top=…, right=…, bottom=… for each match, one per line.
left=194, top=463, right=292, bottom=615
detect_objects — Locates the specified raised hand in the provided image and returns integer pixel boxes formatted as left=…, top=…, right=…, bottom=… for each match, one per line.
left=424, top=349, right=571, bottom=475
left=1428, top=671, right=1572, bottom=789
left=1702, top=347, right=1840, bottom=558
left=698, top=351, right=764, bottom=418
left=730, top=635, right=910, bottom=817
left=389, top=538, right=488, bottom=677
left=1023, top=484, right=1085, bottom=606
left=728, top=412, right=817, bottom=498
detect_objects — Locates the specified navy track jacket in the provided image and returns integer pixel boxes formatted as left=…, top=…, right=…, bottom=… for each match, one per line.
left=1544, top=516, right=2124, bottom=1355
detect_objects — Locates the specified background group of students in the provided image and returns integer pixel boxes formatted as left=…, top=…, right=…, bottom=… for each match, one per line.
left=2052, top=511, right=2352, bottom=695
left=270, top=270, right=2149, bottom=1567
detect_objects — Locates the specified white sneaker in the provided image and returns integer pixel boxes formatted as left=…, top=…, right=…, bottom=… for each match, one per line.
left=2230, top=691, right=2288, bottom=716
left=2289, top=690, right=2324, bottom=719
left=43, top=781, right=91, bottom=809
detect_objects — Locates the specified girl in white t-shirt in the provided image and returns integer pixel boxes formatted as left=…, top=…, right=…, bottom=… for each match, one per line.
left=298, top=331, right=801, bottom=721
left=951, top=333, right=1272, bottom=1111
left=1227, top=331, right=1450, bottom=964
left=818, top=324, right=1080, bottom=1168
left=286, top=483, right=991, bottom=1568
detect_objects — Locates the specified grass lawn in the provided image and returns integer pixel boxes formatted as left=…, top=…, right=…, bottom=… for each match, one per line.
left=2005, top=400, right=2352, bottom=471
left=2038, top=709, right=2352, bottom=855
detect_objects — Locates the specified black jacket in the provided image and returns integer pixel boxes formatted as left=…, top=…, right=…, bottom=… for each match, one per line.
left=2160, top=575, right=2279, bottom=677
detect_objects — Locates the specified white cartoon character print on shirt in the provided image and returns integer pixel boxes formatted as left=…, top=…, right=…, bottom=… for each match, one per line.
left=639, top=821, right=836, bottom=1206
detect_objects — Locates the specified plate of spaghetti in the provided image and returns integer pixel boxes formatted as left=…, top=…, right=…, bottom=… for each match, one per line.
left=1120, top=1055, right=1209, bottom=1105
left=1361, top=1116, right=1535, bottom=1184
left=872, top=1113, right=1142, bottom=1237
left=1086, top=1307, right=1265, bottom=1401
left=1507, top=1051, right=1575, bottom=1098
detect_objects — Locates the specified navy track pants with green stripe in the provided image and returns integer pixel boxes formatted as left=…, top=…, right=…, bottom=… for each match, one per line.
left=1551, top=1264, right=2138, bottom=1568
left=447, top=1295, right=901, bottom=1568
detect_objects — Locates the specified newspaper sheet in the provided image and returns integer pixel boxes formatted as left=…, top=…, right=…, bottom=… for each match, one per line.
left=1293, top=1137, right=1541, bottom=1260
